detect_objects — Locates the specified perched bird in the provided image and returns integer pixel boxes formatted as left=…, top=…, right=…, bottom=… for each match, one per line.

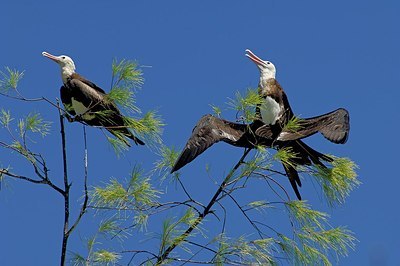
left=42, top=51, right=144, bottom=146
left=171, top=50, right=349, bottom=200
left=170, top=110, right=348, bottom=174
left=245, top=49, right=349, bottom=199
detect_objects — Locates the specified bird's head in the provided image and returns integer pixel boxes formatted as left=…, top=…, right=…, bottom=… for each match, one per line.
left=42, top=51, right=76, bottom=83
left=245, top=49, right=276, bottom=80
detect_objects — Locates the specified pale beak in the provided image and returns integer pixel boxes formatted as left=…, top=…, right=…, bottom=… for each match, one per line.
left=42, top=51, right=61, bottom=63
left=245, top=49, right=265, bottom=67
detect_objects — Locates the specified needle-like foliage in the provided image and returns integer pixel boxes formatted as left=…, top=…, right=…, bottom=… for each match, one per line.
left=0, top=67, right=24, bottom=93
left=1, top=62, right=359, bottom=266
left=227, top=88, right=264, bottom=122
left=97, top=59, right=164, bottom=150
left=153, top=146, right=180, bottom=181
left=213, top=234, right=276, bottom=265
left=311, top=157, right=360, bottom=206
left=90, top=169, right=160, bottom=211
left=280, top=201, right=356, bottom=265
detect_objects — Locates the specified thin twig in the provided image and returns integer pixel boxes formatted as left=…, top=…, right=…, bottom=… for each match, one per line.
left=155, top=149, right=252, bottom=265
left=0, top=168, right=64, bottom=195
left=67, top=126, right=89, bottom=236
left=58, top=101, right=70, bottom=266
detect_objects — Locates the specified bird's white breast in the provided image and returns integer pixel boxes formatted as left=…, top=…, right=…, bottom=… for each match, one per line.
left=260, top=96, right=282, bottom=125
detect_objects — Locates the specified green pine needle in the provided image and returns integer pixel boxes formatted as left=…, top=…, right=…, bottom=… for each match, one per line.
left=298, top=226, right=356, bottom=258
left=227, top=88, right=263, bottom=122
left=93, top=250, right=121, bottom=264
left=278, top=234, right=331, bottom=266
left=0, top=67, right=24, bottom=93
left=127, top=167, right=161, bottom=207
left=69, top=252, right=86, bottom=266
left=286, top=201, right=329, bottom=229
left=282, top=116, right=302, bottom=134
left=213, top=234, right=276, bottom=265
left=273, top=146, right=300, bottom=168
left=92, top=179, right=128, bottom=209
left=24, top=112, right=51, bottom=137
left=312, top=157, right=360, bottom=206
left=91, top=169, right=160, bottom=211
left=209, top=104, right=222, bottom=117
left=153, top=146, right=180, bottom=181
left=107, top=86, right=140, bottom=114
left=111, top=59, right=144, bottom=90
left=0, top=109, right=13, bottom=127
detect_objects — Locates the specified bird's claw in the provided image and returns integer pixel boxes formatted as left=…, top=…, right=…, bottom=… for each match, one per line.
left=63, top=113, right=74, bottom=123
left=63, top=113, right=83, bottom=123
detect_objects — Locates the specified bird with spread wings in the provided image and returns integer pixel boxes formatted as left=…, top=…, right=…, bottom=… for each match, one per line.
left=171, top=50, right=349, bottom=200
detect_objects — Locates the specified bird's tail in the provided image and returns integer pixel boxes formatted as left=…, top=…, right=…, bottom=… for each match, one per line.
left=108, top=128, right=145, bottom=146
left=281, top=140, right=333, bottom=200
left=282, top=163, right=302, bottom=200
left=127, top=132, right=145, bottom=145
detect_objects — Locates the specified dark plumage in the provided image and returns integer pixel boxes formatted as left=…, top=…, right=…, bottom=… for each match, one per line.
left=61, top=73, right=144, bottom=146
left=171, top=50, right=350, bottom=200
left=42, top=51, right=144, bottom=146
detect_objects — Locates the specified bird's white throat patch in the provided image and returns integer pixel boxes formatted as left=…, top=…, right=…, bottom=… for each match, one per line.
left=260, top=96, right=282, bottom=125
left=61, top=67, right=75, bottom=84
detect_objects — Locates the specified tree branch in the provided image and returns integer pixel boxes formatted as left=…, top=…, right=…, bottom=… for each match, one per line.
left=66, top=126, right=89, bottom=236
left=155, top=148, right=252, bottom=265
left=58, top=101, right=70, bottom=266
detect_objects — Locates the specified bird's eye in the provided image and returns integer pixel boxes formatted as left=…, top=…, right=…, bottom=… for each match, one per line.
left=62, top=56, right=66, bottom=59
left=267, top=62, right=270, bottom=65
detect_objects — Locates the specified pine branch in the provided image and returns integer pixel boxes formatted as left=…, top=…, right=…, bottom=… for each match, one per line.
left=155, top=149, right=251, bottom=265
left=58, top=101, right=71, bottom=266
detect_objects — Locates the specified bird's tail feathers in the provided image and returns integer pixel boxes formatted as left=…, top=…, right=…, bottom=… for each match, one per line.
left=282, top=163, right=302, bottom=200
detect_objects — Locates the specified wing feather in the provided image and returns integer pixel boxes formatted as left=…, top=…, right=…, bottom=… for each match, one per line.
left=171, top=115, right=247, bottom=173
left=277, top=108, right=350, bottom=144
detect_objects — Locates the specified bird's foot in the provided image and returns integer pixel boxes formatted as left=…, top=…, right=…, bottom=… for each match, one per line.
left=63, top=113, right=83, bottom=123
left=63, top=113, right=74, bottom=123
left=73, top=115, right=84, bottom=122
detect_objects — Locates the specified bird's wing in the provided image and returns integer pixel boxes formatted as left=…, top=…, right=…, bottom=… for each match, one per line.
left=277, top=108, right=350, bottom=144
left=71, top=73, right=107, bottom=94
left=171, top=115, right=248, bottom=173
left=67, top=78, right=123, bottom=114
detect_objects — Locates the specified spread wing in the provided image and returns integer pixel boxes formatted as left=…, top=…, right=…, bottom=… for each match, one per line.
left=277, top=108, right=350, bottom=144
left=171, top=115, right=248, bottom=173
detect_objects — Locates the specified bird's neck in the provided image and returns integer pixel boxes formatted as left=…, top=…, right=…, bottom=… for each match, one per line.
left=61, top=67, right=75, bottom=84
left=259, top=71, right=275, bottom=90
left=259, top=76, right=275, bottom=94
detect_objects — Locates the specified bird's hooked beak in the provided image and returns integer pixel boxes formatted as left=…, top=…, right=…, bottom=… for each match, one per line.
left=245, top=49, right=266, bottom=68
left=42, top=51, right=61, bottom=63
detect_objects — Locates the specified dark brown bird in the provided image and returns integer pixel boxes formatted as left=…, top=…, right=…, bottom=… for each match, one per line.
left=42, top=51, right=144, bottom=146
left=171, top=50, right=349, bottom=200
left=246, top=49, right=349, bottom=199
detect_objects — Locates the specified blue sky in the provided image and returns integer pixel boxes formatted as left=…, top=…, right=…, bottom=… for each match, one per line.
left=1, top=0, right=399, bottom=265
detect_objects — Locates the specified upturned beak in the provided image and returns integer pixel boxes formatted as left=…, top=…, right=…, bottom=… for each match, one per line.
left=245, top=49, right=265, bottom=67
left=42, top=51, right=60, bottom=63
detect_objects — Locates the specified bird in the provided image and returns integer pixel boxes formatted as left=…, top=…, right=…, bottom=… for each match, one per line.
left=171, top=50, right=350, bottom=200
left=245, top=49, right=349, bottom=199
left=170, top=110, right=348, bottom=174
left=42, top=51, right=144, bottom=146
